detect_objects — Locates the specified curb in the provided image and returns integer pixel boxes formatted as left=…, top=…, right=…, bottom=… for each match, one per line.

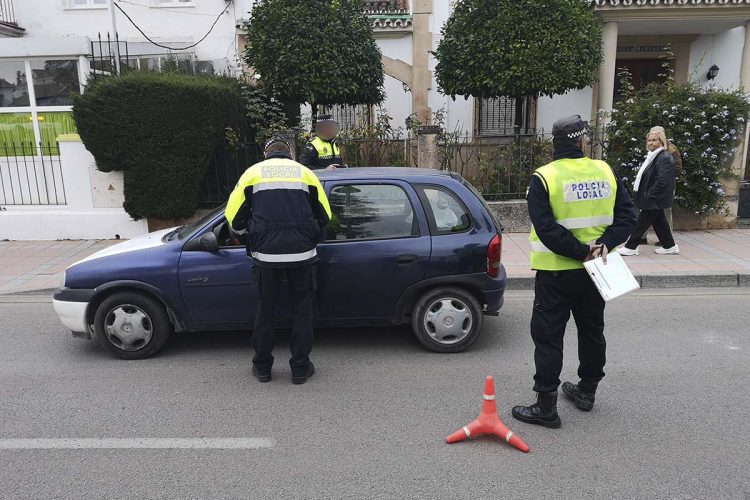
left=0, top=288, right=56, bottom=297
left=507, top=271, right=750, bottom=290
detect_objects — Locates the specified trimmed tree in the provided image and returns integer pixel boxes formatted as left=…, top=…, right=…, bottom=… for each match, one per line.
left=242, top=0, right=384, bottom=124
left=73, top=72, right=245, bottom=221
left=434, top=0, right=603, bottom=131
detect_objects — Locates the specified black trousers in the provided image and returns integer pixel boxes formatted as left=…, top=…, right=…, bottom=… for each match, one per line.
left=531, top=269, right=606, bottom=393
left=625, top=209, right=675, bottom=249
left=252, top=264, right=315, bottom=377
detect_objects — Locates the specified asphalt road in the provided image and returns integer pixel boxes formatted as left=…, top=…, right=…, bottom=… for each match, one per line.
left=1, top=289, right=749, bottom=499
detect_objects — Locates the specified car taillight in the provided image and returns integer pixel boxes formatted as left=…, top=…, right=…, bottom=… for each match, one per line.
left=487, top=233, right=502, bottom=278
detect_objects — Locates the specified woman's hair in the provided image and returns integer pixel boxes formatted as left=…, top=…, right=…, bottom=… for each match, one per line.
left=647, top=126, right=668, bottom=148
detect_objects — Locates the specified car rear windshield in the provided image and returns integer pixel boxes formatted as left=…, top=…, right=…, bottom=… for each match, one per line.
left=454, top=174, right=503, bottom=232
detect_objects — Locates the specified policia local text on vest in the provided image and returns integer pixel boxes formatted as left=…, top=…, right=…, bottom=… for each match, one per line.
left=511, top=115, right=636, bottom=429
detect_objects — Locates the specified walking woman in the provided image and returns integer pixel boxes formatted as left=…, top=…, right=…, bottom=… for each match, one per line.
left=620, top=127, right=679, bottom=255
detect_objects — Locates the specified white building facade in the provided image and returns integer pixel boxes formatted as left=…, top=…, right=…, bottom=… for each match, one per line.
left=366, top=0, right=750, bottom=144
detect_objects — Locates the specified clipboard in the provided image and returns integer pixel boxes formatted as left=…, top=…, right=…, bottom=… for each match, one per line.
left=583, top=252, right=640, bottom=302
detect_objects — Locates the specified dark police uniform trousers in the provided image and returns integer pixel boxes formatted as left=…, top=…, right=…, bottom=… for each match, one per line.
left=531, top=268, right=606, bottom=393
left=252, top=264, right=316, bottom=376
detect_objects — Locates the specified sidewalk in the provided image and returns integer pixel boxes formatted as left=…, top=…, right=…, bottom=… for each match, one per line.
left=1, top=230, right=749, bottom=295
left=503, top=229, right=750, bottom=288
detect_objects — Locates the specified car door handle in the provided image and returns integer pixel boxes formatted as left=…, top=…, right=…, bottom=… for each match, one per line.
left=396, top=254, right=419, bottom=266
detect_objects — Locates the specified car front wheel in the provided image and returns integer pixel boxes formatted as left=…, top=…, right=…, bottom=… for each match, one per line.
left=411, top=287, right=483, bottom=353
left=93, top=291, right=171, bottom=359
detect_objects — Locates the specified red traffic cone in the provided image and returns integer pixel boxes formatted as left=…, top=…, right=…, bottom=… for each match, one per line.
left=446, top=376, right=530, bottom=453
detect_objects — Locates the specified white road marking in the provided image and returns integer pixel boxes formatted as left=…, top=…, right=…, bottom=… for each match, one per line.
left=0, top=438, right=274, bottom=450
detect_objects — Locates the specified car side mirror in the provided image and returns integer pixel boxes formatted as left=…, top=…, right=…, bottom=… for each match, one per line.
left=185, top=231, right=219, bottom=253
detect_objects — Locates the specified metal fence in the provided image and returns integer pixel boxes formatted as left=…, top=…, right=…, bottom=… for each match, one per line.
left=340, top=131, right=604, bottom=200
left=0, top=0, right=18, bottom=26
left=198, top=142, right=262, bottom=208
left=0, top=143, right=66, bottom=206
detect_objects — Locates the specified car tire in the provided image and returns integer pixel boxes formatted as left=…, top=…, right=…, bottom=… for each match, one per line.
left=93, top=291, right=171, bottom=360
left=411, top=287, right=483, bottom=353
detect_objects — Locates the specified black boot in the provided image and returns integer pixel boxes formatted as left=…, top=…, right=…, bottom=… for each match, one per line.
left=511, top=392, right=561, bottom=428
left=562, top=381, right=596, bottom=411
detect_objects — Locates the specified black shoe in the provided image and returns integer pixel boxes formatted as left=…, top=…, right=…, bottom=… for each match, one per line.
left=292, top=362, right=315, bottom=385
left=511, top=392, right=561, bottom=428
left=252, top=366, right=271, bottom=383
left=562, top=381, right=595, bottom=411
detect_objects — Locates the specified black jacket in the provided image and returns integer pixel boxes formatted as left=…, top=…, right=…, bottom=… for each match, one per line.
left=225, top=153, right=332, bottom=268
left=634, top=150, right=675, bottom=210
left=527, top=158, right=637, bottom=261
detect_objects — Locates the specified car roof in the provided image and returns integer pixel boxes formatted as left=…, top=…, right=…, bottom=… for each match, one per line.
left=314, top=167, right=457, bottom=181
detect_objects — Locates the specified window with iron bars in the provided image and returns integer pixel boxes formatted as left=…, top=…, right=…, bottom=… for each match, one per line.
left=321, top=104, right=373, bottom=132
left=476, top=96, right=536, bottom=137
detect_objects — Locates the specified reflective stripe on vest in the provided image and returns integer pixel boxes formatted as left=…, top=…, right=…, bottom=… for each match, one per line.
left=311, top=137, right=341, bottom=160
left=529, top=158, right=617, bottom=271
left=251, top=248, right=318, bottom=264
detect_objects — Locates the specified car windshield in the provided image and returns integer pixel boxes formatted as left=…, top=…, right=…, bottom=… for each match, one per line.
left=167, top=205, right=226, bottom=241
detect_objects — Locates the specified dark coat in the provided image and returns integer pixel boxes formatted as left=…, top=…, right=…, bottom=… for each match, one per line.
left=635, top=150, right=675, bottom=210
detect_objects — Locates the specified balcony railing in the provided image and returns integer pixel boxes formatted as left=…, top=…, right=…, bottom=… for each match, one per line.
left=363, top=0, right=409, bottom=14
left=0, top=0, right=18, bottom=27
left=364, top=0, right=412, bottom=33
left=592, top=0, right=750, bottom=6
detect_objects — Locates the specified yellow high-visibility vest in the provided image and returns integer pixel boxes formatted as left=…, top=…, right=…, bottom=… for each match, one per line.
left=310, top=136, right=341, bottom=161
left=529, top=157, right=617, bottom=271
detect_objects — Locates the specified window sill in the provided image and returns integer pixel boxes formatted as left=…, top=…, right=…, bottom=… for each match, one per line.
left=151, top=3, right=196, bottom=8
left=63, top=6, right=109, bottom=10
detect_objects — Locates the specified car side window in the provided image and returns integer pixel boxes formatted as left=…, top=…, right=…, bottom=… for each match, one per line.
left=326, top=184, right=419, bottom=242
left=214, top=219, right=247, bottom=248
left=417, top=185, right=472, bottom=235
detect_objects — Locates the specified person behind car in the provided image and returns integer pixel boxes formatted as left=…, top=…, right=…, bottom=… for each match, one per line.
left=225, top=136, right=332, bottom=384
left=512, top=115, right=636, bottom=428
left=299, top=115, right=345, bottom=171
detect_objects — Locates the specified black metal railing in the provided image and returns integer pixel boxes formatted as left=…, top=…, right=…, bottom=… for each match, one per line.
left=0, top=0, right=18, bottom=26
left=198, top=142, right=262, bottom=208
left=363, top=0, right=409, bottom=13
left=0, top=143, right=66, bottom=206
left=89, top=33, right=130, bottom=78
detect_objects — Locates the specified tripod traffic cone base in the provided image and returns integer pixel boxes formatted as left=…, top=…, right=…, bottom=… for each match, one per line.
left=446, top=376, right=530, bottom=453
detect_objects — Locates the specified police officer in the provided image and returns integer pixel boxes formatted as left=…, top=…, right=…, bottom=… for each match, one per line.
left=299, top=115, right=345, bottom=170
left=511, top=115, right=636, bottom=428
left=225, top=136, right=332, bottom=385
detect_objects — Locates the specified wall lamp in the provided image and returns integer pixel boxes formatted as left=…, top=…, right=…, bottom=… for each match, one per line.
left=707, top=64, right=720, bottom=81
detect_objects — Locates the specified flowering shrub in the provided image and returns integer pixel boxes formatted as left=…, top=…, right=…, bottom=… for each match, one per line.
left=606, top=81, right=750, bottom=216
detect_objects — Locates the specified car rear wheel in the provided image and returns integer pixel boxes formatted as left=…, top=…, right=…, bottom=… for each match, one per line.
left=411, top=287, right=483, bottom=353
left=94, top=291, right=171, bottom=359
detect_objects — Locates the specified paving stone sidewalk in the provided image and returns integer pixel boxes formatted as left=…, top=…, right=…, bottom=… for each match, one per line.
left=503, top=229, right=750, bottom=288
left=1, top=229, right=749, bottom=295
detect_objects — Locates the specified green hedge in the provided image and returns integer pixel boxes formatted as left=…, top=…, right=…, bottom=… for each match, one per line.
left=73, top=72, right=244, bottom=220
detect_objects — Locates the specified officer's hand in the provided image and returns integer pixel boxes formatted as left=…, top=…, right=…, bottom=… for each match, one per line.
left=588, top=244, right=608, bottom=264
left=326, top=164, right=338, bottom=171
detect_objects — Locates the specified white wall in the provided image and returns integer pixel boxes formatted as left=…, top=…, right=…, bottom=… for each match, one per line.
left=536, top=88, right=594, bottom=135
left=378, top=74, right=412, bottom=134
left=12, top=0, right=247, bottom=74
left=689, top=26, right=745, bottom=90
left=0, top=137, right=147, bottom=240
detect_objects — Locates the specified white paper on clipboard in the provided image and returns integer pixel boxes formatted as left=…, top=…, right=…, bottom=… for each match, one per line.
left=583, top=252, right=640, bottom=302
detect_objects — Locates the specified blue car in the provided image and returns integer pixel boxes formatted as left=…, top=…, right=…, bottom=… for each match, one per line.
left=53, top=168, right=507, bottom=359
